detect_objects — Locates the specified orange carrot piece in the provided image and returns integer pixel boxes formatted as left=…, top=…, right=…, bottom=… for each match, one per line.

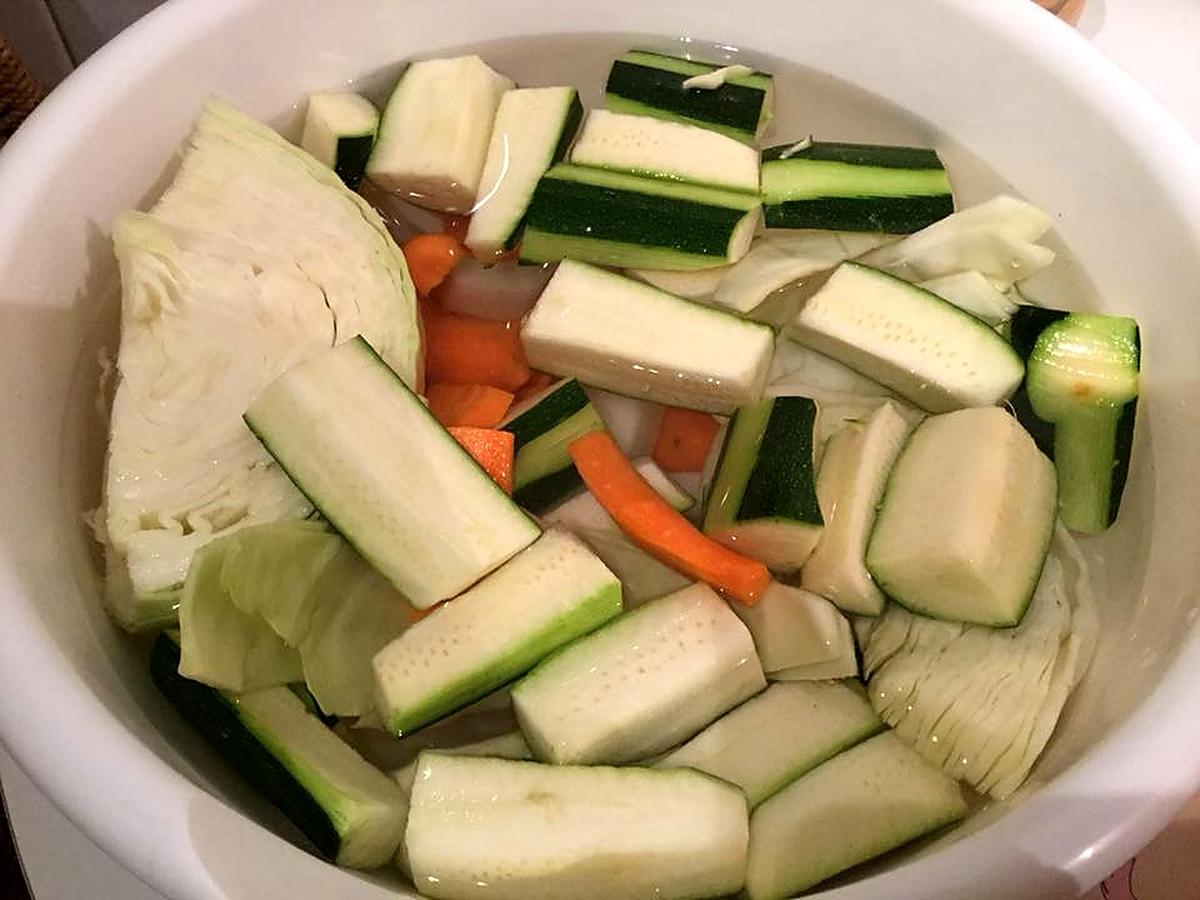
left=569, top=431, right=771, bottom=605
left=403, top=233, right=465, bottom=297
left=443, top=214, right=471, bottom=243
left=448, top=426, right=515, bottom=494
left=426, top=383, right=514, bottom=428
left=513, top=370, right=558, bottom=403
left=653, top=407, right=722, bottom=473
left=424, top=311, right=530, bottom=392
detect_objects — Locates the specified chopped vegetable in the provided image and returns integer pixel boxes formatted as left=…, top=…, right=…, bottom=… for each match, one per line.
left=299, top=92, right=378, bottom=188
left=604, top=50, right=774, bottom=144
left=513, top=583, right=766, bottom=764
left=729, top=582, right=854, bottom=675
left=761, top=141, right=953, bottom=233
left=423, top=310, right=530, bottom=392
left=652, top=406, right=721, bottom=472
left=366, top=55, right=514, bottom=213
left=513, top=369, right=557, bottom=403
left=568, top=430, right=771, bottom=604
left=245, top=337, right=539, bottom=609
left=867, top=407, right=1057, bottom=626
left=402, top=232, right=466, bottom=296
left=433, top=257, right=554, bottom=321
left=447, top=426, right=515, bottom=493
left=102, top=99, right=420, bottom=629
left=425, top=383, right=514, bottom=428
left=406, top=753, right=749, bottom=900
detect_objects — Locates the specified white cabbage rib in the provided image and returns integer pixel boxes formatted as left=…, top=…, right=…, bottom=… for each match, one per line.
left=859, top=525, right=1096, bottom=799
left=103, top=99, right=419, bottom=629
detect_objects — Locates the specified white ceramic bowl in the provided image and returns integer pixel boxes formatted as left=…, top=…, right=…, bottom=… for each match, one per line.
left=3, top=1, right=1200, bottom=897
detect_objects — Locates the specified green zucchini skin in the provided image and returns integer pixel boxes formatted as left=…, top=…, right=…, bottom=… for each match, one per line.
left=552, top=93, right=586, bottom=166
left=501, top=379, right=603, bottom=514
left=605, top=53, right=770, bottom=142
left=149, top=634, right=341, bottom=859
left=521, top=169, right=749, bottom=266
left=333, top=133, right=375, bottom=189
left=764, top=195, right=954, bottom=234
left=761, top=141, right=953, bottom=233
left=736, top=397, right=823, bottom=524
left=1008, top=305, right=1140, bottom=531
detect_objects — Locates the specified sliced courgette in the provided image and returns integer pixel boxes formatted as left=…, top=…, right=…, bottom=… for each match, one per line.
left=703, top=395, right=824, bottom=571
left=512, top=583, right=766, bottom=764
left=761, top=140, right=953, bottom=233
left=466, top=86, right=582, bottom=255
left=1009, top=306, right=1140, bottom=533
left=521, top=260, right=774, bottom=415
left=520, top=163, right=760, bottom=271
left=299, top=92, right=379, bottom=188
left=244, top=337, right=539, bottom=609
left=499, top=377, right=605, bottom=513
left=151, top=633, right=406, bottom=869
left=373, top=529, right=621, bottom=735
left=605, top=49, right=774, bottom=144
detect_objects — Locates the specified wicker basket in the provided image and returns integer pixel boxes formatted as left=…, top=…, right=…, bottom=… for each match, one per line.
left=1, top=34, right=44, bottom=139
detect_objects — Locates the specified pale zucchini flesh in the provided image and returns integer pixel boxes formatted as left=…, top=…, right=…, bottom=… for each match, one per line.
left=406, top=753, right=749, bottom=900
left=367, top=55, right=514, bottom=213
left=512, top=583, right=766, bottom=764
left=570, top=109, right=760, bottom=193
left=244, top=337, right=539, bottom=609
left=466, top=86, right=582, bottom=255
left=521, top=260, right=774, bottom=415
left=373, top=529, right=621, bottom=735
left=802, top=402, right=915, bottom=615
left=867, top=407, right=1057, bottom=626
left=745, top=731, right=966, bottom=900
left=299, top=92, right=379, bottom=188
left=657, top=681, right=882, bottom=806
left=729, top=582, right=853, bottom=674
left=786, top=261, right=1024, bottom=413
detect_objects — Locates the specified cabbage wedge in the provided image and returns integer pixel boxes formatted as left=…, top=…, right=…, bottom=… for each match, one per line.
left=102, top=99, right=420, bottom=630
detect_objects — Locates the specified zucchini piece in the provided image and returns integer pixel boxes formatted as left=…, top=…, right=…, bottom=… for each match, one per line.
left=570, top=109, right=759, bottom=193
left=729, top=582, right=854, bottom=674
left=512, top=583, right=766, bottom=764
left=373, top=529, right=621, bottom=735
left=405, top=753, right=748, bottom=900
left=520, top=163, right=760, bottom=270
left=391, top=732, right=532, bottom=797
left=867, top=407, right=1057, bottom=627
left=1009, top=306, right=1140, bottom=532
left=657, top=681, right=883, bottom=806
left=703, top=396, right=824, bottom=571
left=521, top=261, right=774, bottom=415
left=178, top=539, right=302, bottom=692
left=786, top=261, right=1025, bottom=412
left=299, top=92, right=379, bottom=188
left=761, top=141, right=953, bottom=233
left=466, top=86, right=582, bottom=256
left=769, top=654, right=859, bottom=681
left=366, top=55, right=514, bottom=213
left=801, top=402, right=915, bottom=615
left=604, top=49, right=774, bottom=144
left=499, top=378, right=605, bottom=513
left=150, top=634, right=406, bottom=869
left=245, top=337, right=539, bottom=609
left=745, top=731, right=966, bottom=900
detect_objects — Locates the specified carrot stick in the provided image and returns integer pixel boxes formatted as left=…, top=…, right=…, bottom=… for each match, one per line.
left=448, top=426, right=515, bottom=494
left=653, top=407, right=722, bottom=473
left=426, top=383, right=513, bottom=428
left=424, top=311, right=530, bottom=392
left=403, top=233, right=465, bottom=297
left=569, top=431, right=771, bottom=605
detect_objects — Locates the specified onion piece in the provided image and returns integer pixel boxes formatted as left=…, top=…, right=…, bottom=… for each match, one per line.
left=434, top=257, right=556, bottom=321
